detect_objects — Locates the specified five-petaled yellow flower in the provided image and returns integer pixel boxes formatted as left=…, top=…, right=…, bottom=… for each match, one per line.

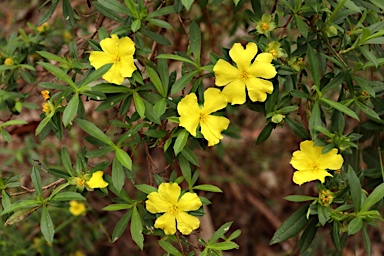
left=146, top=183, right=202, bottom=235
left=89, top=35, right=136, bottom=85
left=213, top=42, right=277, bottom=105
left=86, top=171, right=109, bottom=189
left=290, top=140, right=344, bottom=185
left=177, top=88, right=230, bottom=146
left=69, top=201, right=86, bottom=216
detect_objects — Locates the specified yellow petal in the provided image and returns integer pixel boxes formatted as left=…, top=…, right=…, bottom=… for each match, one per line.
left=69, top=201, right=86, bottom=216
left=221, top=79, right=246, bottom=105
left=157, top=183, right=181, bottom=206
left=86, top=171, right=108, bottom=189
left=229, top=42, right=257, bottom=71
left=200, top=115, right=230, bottom=146
left=119, top=55, right=137, bottom=78
left=100, top=34, right=119, bottom=55
left=102, top=63, right=125, bottom=85
left=154, top=212, right=177, bottom=235
left=178, top=93, right=201, bottom=136
left=176, top=212, right=200, bottom=235
left=118, top=36, right=135, bottom=56
left=248, top=53, right=277, bottom=79
left=213, top=59, right=240, bottom=86
left=202, top=88, right=227, bottom=114
left=299, top=140, right=323, bottom=162
left=146, top=191, right=171, bottom=214
left=89, top=51, right=114, bottom=69
left=293, top=169, right=333, bottom=185
left=246, top=77, right=273, bottom=102
left=176, top=192, right=202, bottom=212
left=290, top=150, right=314, bottom=171
left=317, top=148, right=344, bottom=170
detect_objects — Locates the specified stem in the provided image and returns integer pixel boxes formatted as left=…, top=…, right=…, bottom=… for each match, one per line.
left=175, top=232, right=185, bottom=256
left=379, top=146, right=384, bottom=183
left=3, top=178, right=65, bottom=197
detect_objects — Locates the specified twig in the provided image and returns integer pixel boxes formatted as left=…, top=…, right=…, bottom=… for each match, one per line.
left=178, top=14, right=190, bottom=42
left=175, top=232, right=185, bottom=256
left=5, top=178, right=65, bottom=197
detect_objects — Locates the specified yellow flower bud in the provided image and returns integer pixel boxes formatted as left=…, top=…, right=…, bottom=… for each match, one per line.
left=37, top=22, right=50, bottom=33
left=42, top=102, right=51, bottom=114
left=4, top=57, right=14, bottom=66
left=41, top=90, right=50, bottom=100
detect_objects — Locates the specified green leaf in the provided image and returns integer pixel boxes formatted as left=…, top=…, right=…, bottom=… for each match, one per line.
left=355, top=101, right=381, bottom=120
left=115, top=148, right=132, bottom=171
left=171, top=71, right=198, bottom=94
left=348, top=217, right=363, bottom=235
left=284, top=195, right=317, bottom=202
left=37, top=51, right=65, bottom=63
left=307, top=44, right=320, bottom=86
left=112, top=210, right=132, bottom=242
left=360, top=183, right=384, bottom=212
left=63, top=94, right=79, bottom=127
left=93, top=1, right=124, bottom=22
left=189, top=21, right=201, bottom=65
left=158, top=240, right=182, bottom=256
left=103, top=204, right=134, bottom=211
left=50, top=192, right=86, bottom=201
left=178, top=154, right=191, bottom=187
left=180, top=147, right=199, bottom=166
left=1, top=200, right=41, bottom=216
left=37, top=0, right=59, bottom=25
left=131, top=206, right=144, bottom=250
left=181, top=0, right=194, bottom=10
left=131, top=19, right=141, bottom=32
left=140, top=28, right=171, bottom=46
left=1, top=130, right=11, bottom=143
left=193, top=184, right=222, bottom=193
left=38, top=62, right=77, bottom=90
left=298, top=217, right=318, bottom=254
left=270, top=204, right=309, bottom=245
left=4, top=206, right=40, bottom=226
left=318, top=204, right=331, bottom=226
left=207, top=241, right=239, bottom=250
left=41, top=205, right=54, bottom=243
left=76, top=118, right=114, bottom=146
left=112, top=156, right=125, bottom=193
left=256, top=123, right=274, bottom=144
left=320, top=98, right=359, bottom=121
left=61, top=147, right=74, bottom=176
left=135, top=184, right=157, bottom=194
left=31, top=166, right=43, bottom=197
left=148, top=19, right=173, bottom=30
left=348, top=166, right=362, bottom=212
left=285, top=116, right=310, bottom=140
left=146, top=66, right=165, bottom=96
left=208, top=222, right=233, bottom=245
left=321, top=72, right=345, bottom=94
left=80, top=64, right=113, bottom=87
left=295, top=15, right=308, bottom=38
left=133, top=92, right=145, bottom=118
left=363, top=225, right=371, bottom=256
left=174, top=129, right=189, bottom=156
left=153, top=98, right=167, bottom=118
left=62, top=0, right=75, bottom=26
left=35, top=115, right=52, bottom=136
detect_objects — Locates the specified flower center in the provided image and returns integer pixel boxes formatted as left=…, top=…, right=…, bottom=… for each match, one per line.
left=169, top=205, right=179, bottom=215
left=77, top=179, right=85, bottom=186
left=238, top=71, right=249, bottom=82
left=261, top=22, right=269, bottom=31
left=114, top=55, right=121, bottom=63
left=269, top=49, right=277, bottom=57
left=310, top=162, right=319, bottom=171
left=200, top=112, right=208, bottom=123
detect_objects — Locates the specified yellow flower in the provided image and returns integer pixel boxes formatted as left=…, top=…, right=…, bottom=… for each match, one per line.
left=264, top=41, right=285, bottom=59
left=256, top=14, right=276, bottom=34
left=69, top=201, right=86, bottom=216
left=41, top=90, right=50, bottom=100
left=37, top=22, right=50, bottom=33
left=89, top=35, right=136, bottom=85
left=146, top=183, right=202, bottom=235
left=4, top=57, right=14, bottom=66
left=86, top=171, right=108, bottom=189
left=177, top=88, right=230, bottom=146
left=290, top=140, right=344, bottom=185
left=42, top=102, right=51, bottom=113
left=213, top=42, right=277, bottom=105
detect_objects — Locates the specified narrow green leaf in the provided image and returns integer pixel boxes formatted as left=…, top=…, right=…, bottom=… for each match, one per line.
left=41, top=206, right=54, bottom=243
left=156, top=54, right=197, bottom=67
left=298, top=217, right=318, bottom=254
left=31, top=166, right=43, bottom=197
left=115, top=148, right=132, bottom=171
left=307, top=44, right=320, bottom=86
left=112, top=210, right=132, bottom=242
left=135, top=184, right=157, bottom=194
left=189, top=21, right=201, bottom=65
left=153, top=98, right=166, bottom=118
left=355, top=101, right=381, bottom=120
left=1, top=200, right=41, bottom=216
left=80, top=63, right=112, bottom=87
left=140, top=28, right=171, bottom=46
left=133, top=92, right=145, bottom=118
left=284, top=195, right=317, bottom=202
left=112, top=156, right=125, bottom=193
left=131, top=207, right=144, bottom=250
left=181, top=0, right=194, bottom=10
left=61, top=147, right=74, bottom=176
left=62, top=0, right=75, bottom=26
left=321, top=72, right=344, bottom=94
left=180, top=147, right=199, bottom=166
left=256, top=123, right=274, bottom=144
left=178, top=154, right=191, bottom=187
left=35, top=115, right=52, bottom=136
left=37, top=0, right=59, bottom=25
left=208, top=222, right=233, bottom=245
left=103, top=204, right=134, bottom=211
left=320, top=98, right=359, bottom=121
left=363, top=225, right=371, bottom=256
left=63, top=94, right=79, bottom=127
left=76, top=118, right=114, bottom=146
left=174, top=129, right=189, bottom=155
left=158, top=240, right=182, bottom=256
left=5, top=206, right=40, bottom=226
left=348, top=217, right=363, bottom=235
left=270, top=204, right=309, bottom=245
left=193, top=184, right=222, bottom=193
left=361, top=183, right=384, bottom=212
left=50, top=192, right=86, bottom=201
left=38, top=62, right=77, bottom=90
left=37, top=51, right=64, bottom=63
left=295, top=15, right=308, bottom=38
left=348, top=166, right=362, bottom=212
left=285, top=116, right=310, bottom=140
left=149, top=19, right=173, bottom=29
left=207, top=241, right=239, bottom=250
left=131, top=19, right=141, bottom=32
left=146, top=66, right=165, bottom=96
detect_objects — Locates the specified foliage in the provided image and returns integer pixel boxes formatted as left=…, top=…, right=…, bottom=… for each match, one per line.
left=0, top=0, right=384, bottom=255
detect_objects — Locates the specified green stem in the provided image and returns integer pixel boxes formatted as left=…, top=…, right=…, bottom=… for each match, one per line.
left=379, top=146, right=384, bottom=183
